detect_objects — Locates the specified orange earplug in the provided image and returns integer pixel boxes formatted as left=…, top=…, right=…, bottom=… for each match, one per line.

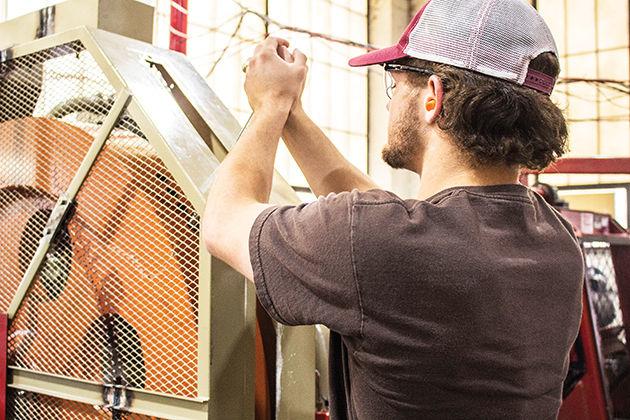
left=426, top=99, right=436, bottom=111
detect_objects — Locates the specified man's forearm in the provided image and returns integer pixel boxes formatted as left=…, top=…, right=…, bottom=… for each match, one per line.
left=207, top=105, right=289, bottom=216
left=282, top=107, right=378, bottom=197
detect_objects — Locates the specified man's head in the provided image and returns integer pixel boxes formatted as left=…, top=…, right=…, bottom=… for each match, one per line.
left=382, top=53, right=567, bottom=172
left=349, top=0, right=568, bottom=175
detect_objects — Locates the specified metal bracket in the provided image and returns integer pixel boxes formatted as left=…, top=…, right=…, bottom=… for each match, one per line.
left=102, top=383, right=132, bottom=411
left=7, top=89, right=132, bottom=319
left=0, top=47, right=12, bottom=79
left=43, top=193, right=73, bottom=237
left=9, top=367, right=210, bottom=418
left=36, top=6, right=56, bottom=39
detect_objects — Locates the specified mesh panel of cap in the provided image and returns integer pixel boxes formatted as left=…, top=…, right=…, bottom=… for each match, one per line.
left=405, top=0, right=558, bottom=85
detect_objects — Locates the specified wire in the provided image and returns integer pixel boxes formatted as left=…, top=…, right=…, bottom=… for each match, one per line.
left=558, top=77, right=630, bottom=87
left=595, top=86, right=630, bottom=110
left=554, top=88, right=630, bottom=111
left=566, top=116, right=630, bottom=123
left=206, top=13, right=246, bottom=77
left=156, top=8, right=240, bottom=32
left=232, top=0, right=377, bottom=51
left=185, top=12, right=245, bottom=41
left=161, top=0, right=629, bottom=127
left=188, top=35, right=261, bottom=62
left=558, top=78, right=630, bottom=96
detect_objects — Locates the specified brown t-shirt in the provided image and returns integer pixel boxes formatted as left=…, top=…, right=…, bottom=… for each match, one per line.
left=249, top=184, right=584, bottom=420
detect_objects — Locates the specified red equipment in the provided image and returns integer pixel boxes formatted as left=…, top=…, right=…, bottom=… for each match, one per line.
left=169, top=0, right=188, bottom=53
left=558, top=216, right=630, bottom=419
left=0, top=314, right=6, bottom=420
left=531, top=158, right=630, bottom=419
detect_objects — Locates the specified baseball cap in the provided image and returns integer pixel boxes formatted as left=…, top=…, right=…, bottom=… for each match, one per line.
left=349, top=0, right=559, bottom=95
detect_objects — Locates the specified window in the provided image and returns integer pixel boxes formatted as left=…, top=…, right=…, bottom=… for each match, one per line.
left=155, top=0, right=369, bottom=201
left=536, top=0, right=630, bottom=186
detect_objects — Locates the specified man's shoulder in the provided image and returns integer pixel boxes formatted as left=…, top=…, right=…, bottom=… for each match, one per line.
left=312, top=189, right=408, bottom=210
left=350, top=188, right=407, bottom=207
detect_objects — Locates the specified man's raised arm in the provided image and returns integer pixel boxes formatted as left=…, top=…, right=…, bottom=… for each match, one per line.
left=278, top=49, right=378, bottom=197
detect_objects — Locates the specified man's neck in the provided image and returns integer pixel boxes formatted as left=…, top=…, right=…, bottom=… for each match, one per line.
left=415, top=137, right=520, bottom=201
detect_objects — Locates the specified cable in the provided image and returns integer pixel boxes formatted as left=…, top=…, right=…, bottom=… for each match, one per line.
left=184, top=12, right=245, bottom=41
left=558, top=77, right=630, bottom=87
left=156, top=10, right=245, bottom=40
left=188, top=36, right=260, bottom=62
left=554, top=88, right=630, bottom=111
left=232, top=0, right=377, bottom=51
left=566, top=116, right=630, bottom=123
left=172, top=0, right=629, bottom=126
left=558, top=78, right=630, bottom=96
left=206, top=13, right=246, bottom=77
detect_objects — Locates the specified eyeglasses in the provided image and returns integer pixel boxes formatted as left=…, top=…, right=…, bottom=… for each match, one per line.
left=383, top=63, right=433, bottom=99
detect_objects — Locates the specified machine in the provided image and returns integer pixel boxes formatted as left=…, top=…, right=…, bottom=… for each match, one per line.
left=558, top=205, right=630, bottom=419
left=531, top=160, right=630, bottom=419
left=0, top=22, right=317, bottom=420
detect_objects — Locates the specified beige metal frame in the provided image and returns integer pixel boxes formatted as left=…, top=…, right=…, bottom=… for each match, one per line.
left=3, top=26, right=315, bottom=419
left=0, top=0, right=154, bottom=48
left=7, top=89, right=132, bottom=319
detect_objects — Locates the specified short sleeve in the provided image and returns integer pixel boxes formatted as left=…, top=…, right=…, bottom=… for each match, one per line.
left=249, top=191, right=362, bottom=337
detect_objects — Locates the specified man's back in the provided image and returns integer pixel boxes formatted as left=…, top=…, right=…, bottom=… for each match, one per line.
left=202, top=0, right=579, bottom=417
left=249, top=185, right=584, bottom=419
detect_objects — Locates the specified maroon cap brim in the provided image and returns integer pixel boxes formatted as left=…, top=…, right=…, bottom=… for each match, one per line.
left=348, top=44, right=408, bottom=67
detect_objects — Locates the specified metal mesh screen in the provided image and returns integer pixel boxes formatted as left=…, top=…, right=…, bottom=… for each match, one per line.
left=8, top=113, right=201, bottom=398
left=583, top=241, right=625, bottom=335
left=583, top=240, right=630, bottom=400
left=0, top=40, right=116, bottom=313
left=8, top=389, right=164, bottom=419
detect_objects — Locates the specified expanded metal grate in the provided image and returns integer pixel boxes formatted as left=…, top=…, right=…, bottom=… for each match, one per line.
left=583, top=241, right=625, bottom=336
left=0, top=40, right=116, bottom=313
left=583, top=241, right=630, bottom=403
left=8, top=113, right=201, bottom=397
left=8, top=389, right=164, bottom=419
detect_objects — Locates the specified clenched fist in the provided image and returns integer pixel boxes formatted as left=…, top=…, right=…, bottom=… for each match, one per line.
left=244, top=36, right=308, bottom=114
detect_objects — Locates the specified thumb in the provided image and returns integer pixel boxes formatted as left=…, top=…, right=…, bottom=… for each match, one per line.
left=278, top=45, right=294, bottom=63
left=292, top=48, right=307, bottom=66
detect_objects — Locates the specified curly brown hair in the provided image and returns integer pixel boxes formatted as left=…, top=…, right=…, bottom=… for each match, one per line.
left=398, top=53, right=568, bottom=171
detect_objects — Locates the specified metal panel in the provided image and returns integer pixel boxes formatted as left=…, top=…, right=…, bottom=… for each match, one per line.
left=532, top=158, right=630, bottom=175
left=9, top=113, right=203, bottom=400
left=10, top=363, right=210, bottom=419
left=0, top=0, right=153, bottom=48
left=7, top=89, right=132, bottom=319
left=582, top=241, right=628, bottom=418
left=8, top=389, right=163, bottom=419
left=0, top=40, right=116, bottom=314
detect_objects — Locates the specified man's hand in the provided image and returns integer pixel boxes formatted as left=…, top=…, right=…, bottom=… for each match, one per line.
left=245, top=37, right=307, bottom=113
left=276, top=45, right=308, bottom=112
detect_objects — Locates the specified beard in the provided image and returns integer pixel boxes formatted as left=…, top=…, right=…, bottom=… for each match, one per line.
left=382, top=100, right=426, bottom=171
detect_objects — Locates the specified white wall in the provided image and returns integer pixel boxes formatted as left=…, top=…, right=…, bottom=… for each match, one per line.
left=3, top=0, right=59, bottom=21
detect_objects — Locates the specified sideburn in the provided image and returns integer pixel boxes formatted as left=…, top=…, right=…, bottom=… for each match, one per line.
left=382, top=97, right=425, bottom=171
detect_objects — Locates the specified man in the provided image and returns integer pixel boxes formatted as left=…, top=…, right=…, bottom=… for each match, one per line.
left=203, top=0, right=584, bottom=418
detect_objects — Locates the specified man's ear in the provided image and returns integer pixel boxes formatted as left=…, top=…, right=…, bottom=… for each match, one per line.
left=423, top=75, right=444, bottom=124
